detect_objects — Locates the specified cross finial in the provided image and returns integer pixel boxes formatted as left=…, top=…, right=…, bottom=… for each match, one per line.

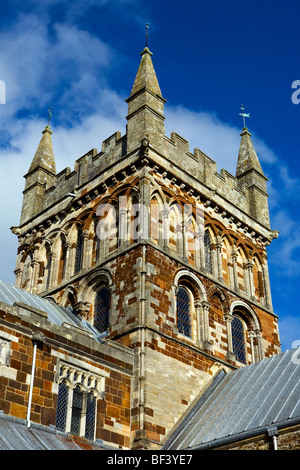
left=239, top=104, right=250, bottom=128
left=47, top=106, right=53, bottom=126
left=146, top=22, right=149, bottom=47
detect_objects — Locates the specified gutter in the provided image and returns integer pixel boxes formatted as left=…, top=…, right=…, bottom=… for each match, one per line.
left=188, top=417, right=300, bottom=450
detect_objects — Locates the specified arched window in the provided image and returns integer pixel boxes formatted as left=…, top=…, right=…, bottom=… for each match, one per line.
left=231, top=316, right=247, bottom=364
left=94, top=287, right=110, bottom=333
left=58, top=240, right=67, bottom=283
left=176, top=286, right=191, bottom=338
left=204, top=230, right=213, bottom=274
left=75, top=228, right=83, bottom=274
left=55, top=365, right=101, bottom=440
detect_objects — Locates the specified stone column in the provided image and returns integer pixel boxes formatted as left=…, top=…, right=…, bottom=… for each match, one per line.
left=138, top=177, right=151, bottom=243
left=231, top=248, right=239, bottom=291
left=246, top=259, right=256, bottom=300
left=262, top=257, right=273, bottom=310
left=63, top=242, right=72, bottom=279
left=81, top=230, right=89, bottom=270
left=48, top=252, right=57, bottom=289
left=198, top=301, right=213, bottom=351
left=255, top=329, right=263, bottom=361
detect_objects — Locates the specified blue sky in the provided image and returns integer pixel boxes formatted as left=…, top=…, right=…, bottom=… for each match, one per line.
left=0, top=0, right=299, bottom=352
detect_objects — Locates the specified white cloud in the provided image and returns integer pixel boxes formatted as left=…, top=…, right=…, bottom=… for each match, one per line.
left=278, top=315, right=300, bottom=352
left=0, top=5, right=300, bottom=289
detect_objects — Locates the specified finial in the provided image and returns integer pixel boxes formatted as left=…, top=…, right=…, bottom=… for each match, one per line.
left=239, top=104, right=250, bottom=129
left=146, top=22, right=149, bottom=47
left=47, top=106, right=52, bottom=126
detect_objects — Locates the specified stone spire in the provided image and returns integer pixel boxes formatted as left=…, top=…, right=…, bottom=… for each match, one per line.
left=20, top=124, right=56, bottom=225
left=126, top=47, right=166, bottom=153
left=129, top=47, right=163, bottom=99
left=236, top=127, right=264, bottom=178
left=28, top=124, right=56, bottom=175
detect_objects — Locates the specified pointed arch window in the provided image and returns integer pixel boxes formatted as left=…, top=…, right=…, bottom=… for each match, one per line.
left=58, top=240, right=67, bottom=283
left=231, top=316, right=247, bottom=364
left=176, top=286, right=191, bottom=338
left=75, top=228, right=83, bottom=274
left=204, top=230, right=213, bottom=274
left=44, top=246, right=52, bottom=289
left=94, top=287, right=110, bottom=333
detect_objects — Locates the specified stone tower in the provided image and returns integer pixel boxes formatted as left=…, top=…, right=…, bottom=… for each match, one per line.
left=12, top=45, right=281, bottom=449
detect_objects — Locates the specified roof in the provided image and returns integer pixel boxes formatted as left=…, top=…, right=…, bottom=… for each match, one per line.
left=0, top=280, right=102, bottom=341
left=0, top=413, right=109, bottom=450
left=163, top=348, right=300, bottom=450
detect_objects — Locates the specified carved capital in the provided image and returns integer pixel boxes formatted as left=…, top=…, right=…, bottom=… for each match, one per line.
left=74, top=301, right=91, bottom=320
left=201, top=300, right=211, bottom=312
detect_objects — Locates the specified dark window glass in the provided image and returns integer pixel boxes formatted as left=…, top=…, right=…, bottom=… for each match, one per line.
left=70, top=385, right=83, bottom=435
left=176, top=286, right=191, bottom=337
left=94, top=288, right=110, bottom=333
left=204, top=230, right=212, bottom=273
left=55, top=381, right=68, bottom=431
left=85, top=392, right=96, bottom=440
left=75, top=229, right=83, bottom=274
left=232, top=316, right=247, bottom=364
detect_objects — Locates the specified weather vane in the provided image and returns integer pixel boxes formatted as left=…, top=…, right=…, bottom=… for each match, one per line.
left=146, top=22, right=149, bottom=47
left=47, top=106, right=53, bottom=126
left=239, top=104, right=250, bottom=128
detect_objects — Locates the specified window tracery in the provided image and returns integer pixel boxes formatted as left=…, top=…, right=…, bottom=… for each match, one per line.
left=55, top=361, right=104, bottom=440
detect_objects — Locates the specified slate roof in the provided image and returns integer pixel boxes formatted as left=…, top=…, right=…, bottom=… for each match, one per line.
left=0, top=280, right=102, bottom=340
left=163, top=348, right=300, bottom=450
left=0, top=414, right=109, bottom=450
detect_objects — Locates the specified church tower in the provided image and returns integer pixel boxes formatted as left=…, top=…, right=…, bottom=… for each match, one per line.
left=12, top=44, right=281, bottom=449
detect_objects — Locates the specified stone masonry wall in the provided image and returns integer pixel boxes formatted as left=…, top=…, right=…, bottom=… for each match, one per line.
left=0, top=301, right=133, bottom=449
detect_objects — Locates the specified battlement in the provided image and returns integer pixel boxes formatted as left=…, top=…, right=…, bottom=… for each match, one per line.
left=20, top=122, right=270, bottom=232
left=42, top=132, right=126, bottom=210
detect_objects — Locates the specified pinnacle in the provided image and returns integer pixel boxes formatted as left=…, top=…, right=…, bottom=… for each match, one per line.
left=236, top=127, right=264, bottom=177
left=28, top=124, right=56, bottom=175
left=129, top=47, right=163, bottom=99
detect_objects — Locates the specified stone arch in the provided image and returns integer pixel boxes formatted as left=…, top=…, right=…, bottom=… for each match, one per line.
left=61, top=286, right=78, bottom=309
left=80, top=268, right=113, bottom=303
left=173, top=269, right=211, bottom=349
left=207, top=285, right=230, bottom=314
left=173, top=269, right=207, bottom=301
left=228, top=300, right=263, bottom=363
